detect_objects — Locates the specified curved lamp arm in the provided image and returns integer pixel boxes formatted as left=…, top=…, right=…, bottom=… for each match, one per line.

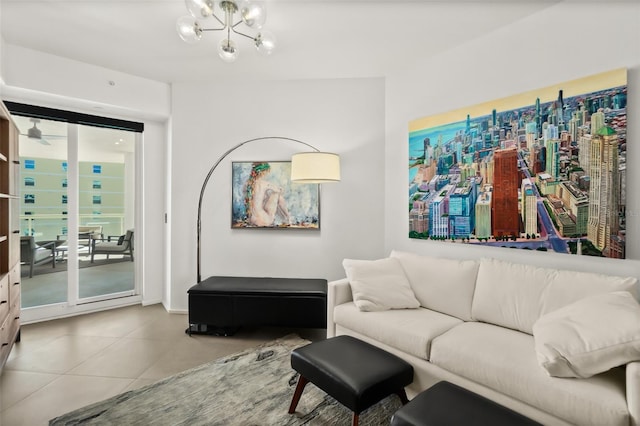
left=196, top=136, right=319, bottom=283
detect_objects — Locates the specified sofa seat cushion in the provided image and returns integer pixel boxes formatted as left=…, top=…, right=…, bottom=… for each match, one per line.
left=334, top=302, right=462, bottom=360
left=430, top=322, right=629, bottom=426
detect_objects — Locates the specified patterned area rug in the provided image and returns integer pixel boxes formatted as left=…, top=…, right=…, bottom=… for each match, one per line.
left=49, top=334, right=403, bottom=425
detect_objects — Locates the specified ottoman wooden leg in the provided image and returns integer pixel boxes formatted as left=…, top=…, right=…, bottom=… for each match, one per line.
left=352, top=413, right=359, bottom=426
left=396, top=389, right=409, bottom=405
left=288, top=375, right=310, bottom=414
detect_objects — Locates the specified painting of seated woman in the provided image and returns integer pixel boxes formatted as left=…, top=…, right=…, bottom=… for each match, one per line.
left=231, top=161, right=320, bottom=229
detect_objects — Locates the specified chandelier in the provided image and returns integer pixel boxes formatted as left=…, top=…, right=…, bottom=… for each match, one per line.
left=176, top=0, right=276, bottom=63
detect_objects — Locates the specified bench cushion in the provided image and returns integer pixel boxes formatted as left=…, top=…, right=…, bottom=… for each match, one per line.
left=188, top=276, right=327, bottom=297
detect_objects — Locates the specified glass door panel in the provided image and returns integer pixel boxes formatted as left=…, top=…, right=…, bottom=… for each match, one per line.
left=77, top=125, right=135, bottom=301
left=14, top=116, right=69, bottom=308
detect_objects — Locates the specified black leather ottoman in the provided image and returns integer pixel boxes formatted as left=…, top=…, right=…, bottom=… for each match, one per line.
left=288, top=335, right=413, bottom=426
left=390, top=381, right=542, bottom=426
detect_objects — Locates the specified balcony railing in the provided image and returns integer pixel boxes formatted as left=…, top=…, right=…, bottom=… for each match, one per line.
left=21, top=213, right=126, bottom=241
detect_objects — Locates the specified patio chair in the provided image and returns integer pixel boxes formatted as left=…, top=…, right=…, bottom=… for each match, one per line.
left=90, top=229, right=134, bottom=263
left=57, top=225, right=104, bottom=254
left=20, top=236, right=56, bottom=278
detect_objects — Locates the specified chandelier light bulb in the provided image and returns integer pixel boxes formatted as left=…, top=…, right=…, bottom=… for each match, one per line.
left=218, top=38, right=238, bottom=62
left=176, top=16, right=202, bottom=43
left=240, top=1, right=267, bottom=29
left=255, top=30, right=276, bottom=55
left=185, top=0, right=215, bottom=18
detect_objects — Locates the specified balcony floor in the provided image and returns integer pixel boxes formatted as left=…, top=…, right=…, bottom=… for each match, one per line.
left=20, top=256, right=135, bottom=308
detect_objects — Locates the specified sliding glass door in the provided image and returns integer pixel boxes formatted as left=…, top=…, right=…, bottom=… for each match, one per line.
left=77, top=125, right=135, bottom=301
left=13, top=114, right=137, bottom=309
left=16, top=117, right=69, bottom=308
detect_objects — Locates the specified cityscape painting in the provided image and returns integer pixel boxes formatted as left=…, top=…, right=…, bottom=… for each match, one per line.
left=408, top=68, right=628, bottom=258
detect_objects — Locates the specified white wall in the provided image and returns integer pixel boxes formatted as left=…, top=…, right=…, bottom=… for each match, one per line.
left=385, top=1, right=640, bottom=278
left=0, top=34, right=5, bottom=85
left=0, top=1, right=5, bottom=86
left=1, top=45, right=169, bottom=121
left=0, top=44, right=170, bottom=308
left=169, top=78, right=385, bottom=311
left=139, top=121, right=166, bottom=304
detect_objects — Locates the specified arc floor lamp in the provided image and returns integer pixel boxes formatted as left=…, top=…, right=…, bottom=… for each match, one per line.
left=196, top=136, right=341, bottom=283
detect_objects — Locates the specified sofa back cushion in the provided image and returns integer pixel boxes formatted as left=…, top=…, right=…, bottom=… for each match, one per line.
left=472, top=257, right=639, bottom=334
left=390, top=250, right=479, bottom=321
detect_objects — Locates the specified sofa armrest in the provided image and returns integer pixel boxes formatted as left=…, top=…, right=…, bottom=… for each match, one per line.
left=327, top=278, right=353, bottom=338
left=628, top=361, right=640, bottom=426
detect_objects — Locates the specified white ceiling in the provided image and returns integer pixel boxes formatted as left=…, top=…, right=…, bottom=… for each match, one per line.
left=0, top=0, right=568, bottom=84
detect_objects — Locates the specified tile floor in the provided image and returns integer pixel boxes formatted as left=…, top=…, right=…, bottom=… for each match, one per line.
left=0, top=303, right=325, bottom=426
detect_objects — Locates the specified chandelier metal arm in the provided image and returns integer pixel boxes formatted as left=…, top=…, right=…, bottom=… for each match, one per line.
left=196, top=137, right=319, bottom=283
left=200, top=27, right=226, bottom=33
left=211, top=12, right=226, bottom=27
left=198, top=22, right=250, bottom=38
left=198, top=12, right=231, bottom=33
left=230, top=25, right=258, bottom=41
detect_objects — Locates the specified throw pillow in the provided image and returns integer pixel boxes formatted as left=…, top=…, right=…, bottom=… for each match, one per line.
left=342, top=257, right=420, bottom=312
left=532, top=291, right=640, bottom=378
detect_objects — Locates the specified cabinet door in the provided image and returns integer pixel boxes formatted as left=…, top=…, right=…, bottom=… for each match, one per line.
left=8, top=198, right=20, bottom=267
left=0, top=274, right=8, bottom=322
left=9, top=263, right=20, bottom=308
left=8, top=123, right=19, bottom=196
left=0, top=119, right=8, bottom=195
left=0, top=315, right=11, bottom=370
left=0, top=198, right=7, bottom=274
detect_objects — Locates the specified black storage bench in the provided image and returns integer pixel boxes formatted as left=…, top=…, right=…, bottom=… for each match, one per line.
left=186, top=276, right=327, bottom=336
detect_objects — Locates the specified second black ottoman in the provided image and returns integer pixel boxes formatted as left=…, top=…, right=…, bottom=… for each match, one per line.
left=390, top=381, right=542, bottom=426
left=288, top=335, right=414, bottom=426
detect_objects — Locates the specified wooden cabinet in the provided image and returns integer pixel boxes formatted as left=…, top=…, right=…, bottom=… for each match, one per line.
left=0, top=100, right=21, bottom=371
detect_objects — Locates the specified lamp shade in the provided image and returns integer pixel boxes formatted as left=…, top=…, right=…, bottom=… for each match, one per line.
left=290, top=152, right=341, bottom=183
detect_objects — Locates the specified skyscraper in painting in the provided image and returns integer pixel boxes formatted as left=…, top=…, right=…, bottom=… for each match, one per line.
left=521, top=179, right=538, bottom=237
left=492, top=147, right=520, bottom=237
left=475, top=191, right=492, bottom=239
left=587, top=126, right=620, bottom=252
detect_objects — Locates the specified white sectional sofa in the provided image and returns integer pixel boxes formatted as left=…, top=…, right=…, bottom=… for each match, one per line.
left=327, top=251, right=640, bottom=426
